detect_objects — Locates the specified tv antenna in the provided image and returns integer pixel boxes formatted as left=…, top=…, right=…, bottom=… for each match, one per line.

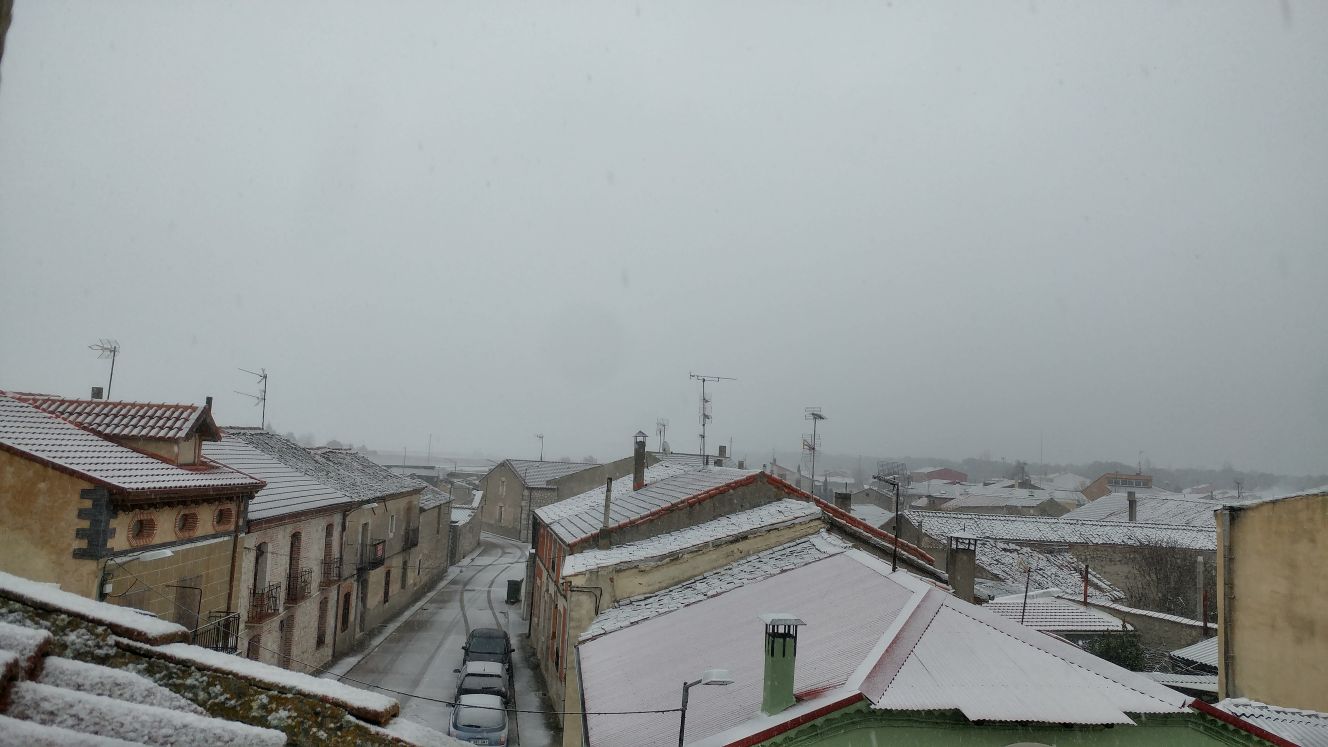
left=689, top=372, right=734, bottom=466
left=535, top=433, right=545, bottom=461
left=235, top=368, right=268, bottom=429
left=88, top=339, right=120, bottom=399
left=803, top=408, right=827, bottom=496
left=656, top=419, right=669, bottom=451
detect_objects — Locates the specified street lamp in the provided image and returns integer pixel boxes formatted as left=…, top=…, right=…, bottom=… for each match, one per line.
left=874, top=473, right=902, bottom=572
left=679, top=668, right=732, bottom=746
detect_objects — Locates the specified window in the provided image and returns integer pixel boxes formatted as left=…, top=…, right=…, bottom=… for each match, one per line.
left=212, top=506, right=235, bottom=531
left=246, top=634, right=261, bottom=661
left=497, top=505, right=504, bottom=524
left=383, top=570, right=391, bottom=604
left=128, top=514, right=157, bottom=546
left=341, top=592, right=352, bottom=632
left=253, top=542, right=269, bottom=588
left=389, top=514, right=396, bottom=537
left=401, top=556, right=408, bottom=590
left=499, top=477, right=507, bottom=498
left=317, top=597, right=329, bottom=648
left=279, top=614, right=295, bottom=668
left=175, top=511, right=198, bottom=538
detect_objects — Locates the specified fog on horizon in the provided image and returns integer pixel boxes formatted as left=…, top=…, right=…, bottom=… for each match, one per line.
left=1, top=1, right=1325, bottom=476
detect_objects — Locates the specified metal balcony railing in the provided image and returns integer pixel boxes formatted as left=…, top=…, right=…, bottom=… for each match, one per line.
left=192, top=611, right=240, bottom=654
left=248, top=583, right=282, bottom=624
left=321, top=556, right=341, bottom=586
left=357, top=540, right=386, bottom=572
left=404, top=525, right=420, bottom=550
left=285, top=567, right=312, bottom=604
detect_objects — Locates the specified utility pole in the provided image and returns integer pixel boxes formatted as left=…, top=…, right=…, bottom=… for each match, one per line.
left=689, top=373, right=734, bottom=466
left=88, top=339, right=120, bottom=398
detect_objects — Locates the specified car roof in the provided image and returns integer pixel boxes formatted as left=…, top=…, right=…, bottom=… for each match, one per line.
left=458, top=693, right=505, bottom=708
left=468, top=627, right=507, bottom=639
left=462, top=661, right=505, bottom=677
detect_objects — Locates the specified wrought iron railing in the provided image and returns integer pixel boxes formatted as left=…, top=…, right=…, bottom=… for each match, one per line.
left=192, top=611, right=240, bottom=653
left=285, top=567, right=312, bottom=604
left=321, top=556, right=341, bottom=586
left=357, top=540, right=386, bottom=571
left=247, top=583, right=282, bottom=623
left=404, top=525, right=420, bottom=550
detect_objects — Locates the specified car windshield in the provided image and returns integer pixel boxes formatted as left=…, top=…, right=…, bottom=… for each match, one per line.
left=456, top=703, right=506, bottom=729
left=469, top=637, right=507, bottom=654
left=462, top=674, right=504, bottom=692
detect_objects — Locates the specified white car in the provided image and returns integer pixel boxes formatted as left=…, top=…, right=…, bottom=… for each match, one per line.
left=449, top=693, right=508, bottom=746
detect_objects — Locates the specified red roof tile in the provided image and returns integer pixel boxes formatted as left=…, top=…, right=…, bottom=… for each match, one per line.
left=14, top=396, right=220, bottom=442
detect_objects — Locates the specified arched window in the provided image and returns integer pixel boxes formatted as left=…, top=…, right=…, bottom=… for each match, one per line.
left=253, top=542, right=269, bottom=588
left=341, top=592, right=352, bottom=632
left=317, top=597, right=329, bottom=648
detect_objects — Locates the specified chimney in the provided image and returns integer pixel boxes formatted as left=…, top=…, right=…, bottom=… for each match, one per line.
left=597, top=477, right=614, bottom=550
left=945, top=533, right=977, bottom=603
left=90, top=386, right=104, bottom=400
left=759, top=613, right=804, bottom=716
left=833, top=491, right=852, bottom=512
left=737, top=459, right=745, bottom=469
left=1127, top=491, right=1137, bottom=522
left=632, top=431, right=647, bottom=490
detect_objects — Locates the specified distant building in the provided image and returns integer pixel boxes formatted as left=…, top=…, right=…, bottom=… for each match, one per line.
left=1084, top=471, right=1154, bottom=501
left=911, top=466, right=968, bottom=483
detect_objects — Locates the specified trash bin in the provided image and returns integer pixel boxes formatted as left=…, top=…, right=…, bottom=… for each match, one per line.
left=505, top=579, right=522, bottom=605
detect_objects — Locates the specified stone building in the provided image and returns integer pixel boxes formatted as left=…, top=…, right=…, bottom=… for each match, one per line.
left=0, top=393, right=263, bottom=641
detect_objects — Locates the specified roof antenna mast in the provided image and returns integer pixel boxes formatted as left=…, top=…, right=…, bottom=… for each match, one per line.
left=236, top=368, right=268, bottom=429
left=88, top=339, right=120, bottom=399
left=689, top=372, right=734, bottom=466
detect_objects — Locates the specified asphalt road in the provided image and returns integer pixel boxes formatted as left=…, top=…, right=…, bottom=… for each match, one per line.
left=341, top=534, right=559, bottom=746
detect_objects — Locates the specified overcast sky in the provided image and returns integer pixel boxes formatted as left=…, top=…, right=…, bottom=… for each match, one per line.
left=1, top=1, right=1325, bottom=475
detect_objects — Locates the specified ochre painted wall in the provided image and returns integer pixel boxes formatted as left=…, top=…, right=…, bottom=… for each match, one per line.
left=1219, top=492, right=1328, bottom=711
left=0, top=450, right=99, bottom=594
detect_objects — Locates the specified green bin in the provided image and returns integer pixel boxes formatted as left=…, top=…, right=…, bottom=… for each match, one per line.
left=505, top=579, right=521, bottom=605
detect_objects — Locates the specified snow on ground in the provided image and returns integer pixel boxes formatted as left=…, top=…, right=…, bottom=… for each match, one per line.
left=0, top=572, right=187, bottom=644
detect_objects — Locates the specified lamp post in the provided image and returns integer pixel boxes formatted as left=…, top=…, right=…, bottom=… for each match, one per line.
left=679, top=668, right=732, bottom=746
left=875, top=473, right=902, bottom=572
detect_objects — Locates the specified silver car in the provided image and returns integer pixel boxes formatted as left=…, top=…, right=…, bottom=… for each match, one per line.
left=449, top=693, right=508, bottom=746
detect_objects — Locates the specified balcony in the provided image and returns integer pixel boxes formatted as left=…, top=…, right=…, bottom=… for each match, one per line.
left=285, top=567, right=312, bottom=604
left=357, top=540, right=386, bottom=572
left=404, top=525, right=420, bottom=550
left=321, top=556, right=341, bottom=587
left=247, top=583, right=282, bottom=624
left=192, top=611, right=240, bottom=654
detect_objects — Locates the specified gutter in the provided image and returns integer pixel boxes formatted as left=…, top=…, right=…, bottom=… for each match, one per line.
left=1189, top=699, right=1296, bottom=747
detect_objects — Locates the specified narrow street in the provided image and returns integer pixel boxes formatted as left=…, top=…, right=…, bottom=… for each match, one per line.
left=338, top=534, right=559, bottom=746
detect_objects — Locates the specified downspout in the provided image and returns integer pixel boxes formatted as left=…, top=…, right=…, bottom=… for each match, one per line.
left=223, top=495, right=249, bottom=617
left=568, top=585, right=603, bottom=615
left=576, top=644, right=591, bottom=747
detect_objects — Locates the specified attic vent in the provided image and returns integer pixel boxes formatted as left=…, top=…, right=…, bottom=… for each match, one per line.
left=213, top=507, right=235, bottom=531
left=175, top=512, right=199, bottom=538
left=128, top=515, right=157, bottom=546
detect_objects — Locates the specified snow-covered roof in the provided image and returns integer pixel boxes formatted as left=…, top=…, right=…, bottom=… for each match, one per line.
left=417, top=483, right=452, bottom=510
left=503, top=458, right=598, bottom=488
left=1144, top=672, right=1218, bottom=693
left=975, top=541, right=1123, bottom=603
left=535, top=464, right=758, bottom=546
left=0, top=571, right=188, bottom=645
left=13, top=394, right=221, bottom=441
left=1170, top=636, right=1218, bottom=670
left=1214, top=698, right=1328, bottom=747
left=1064, top=491, right=1236, bottom=526
left=941, top=491, right=1057, bottom=509
left=580, top=543, right=1189, bottom=747
left=907, top=482, right=1085, bottom=508
left=849, top=504, right=894, bottom=528
left=203, top=434, right=355, bottom=521
left=904, top=510, right=1216, bottom=550
left=582, top=532, right=852, bottom=640
left=1032, top=472, right=1090, bottom=491
left=1062, top=597, right=1210, bottom=629
left=561, top=499, right=822, bottom=577
left=0, top=394, right=264, bottom=497
left=228, top=429, right=424, bottom=502
left=981, top=597, right=1126, bottom=633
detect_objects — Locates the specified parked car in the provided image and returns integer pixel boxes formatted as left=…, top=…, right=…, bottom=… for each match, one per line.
left=462, top=627, right=513, bottom=672
left=456, top=661, right=509, bottom=702
left=449, top=693, right=508, bottom=746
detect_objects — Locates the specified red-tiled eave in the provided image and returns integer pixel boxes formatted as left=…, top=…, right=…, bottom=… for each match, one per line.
left=763, top=473, right=935, bottom=565
left=722, top=692, right=866, bottom=747
left=1189, top=699, right=1298, bottom=747
left=570, top=473, right=761, bottom=549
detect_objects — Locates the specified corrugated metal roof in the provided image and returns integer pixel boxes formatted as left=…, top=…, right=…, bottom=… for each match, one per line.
left=1064, top=491, right=1230, bottom=526
left=1145, top=672, right=1218, bottom=693
left=228, top=430, right=424, bottom=502
left=561, top=499, right=820, bottom=577
left=14, top=395, right=216, bottom=441
left=534, top=465, right=756, bottom=545
left=850, top=504, right=894, bottom=528
left=1170, top=636, right=1219, bottom=669
left=975, top=540, right=1123, bottom=603
left=1215, top=698, right=1328, bottom=747
left=0, top=394, right=262, bottom=495
left=580, top=542, right=1189, bottom=746
left=905, top=510, right=1216, bottom=550
left=981, top=598, right=1126, bottom=632
left=504, top=459, right=598, bottom=488
left=202, top=435, right=354, bottom=521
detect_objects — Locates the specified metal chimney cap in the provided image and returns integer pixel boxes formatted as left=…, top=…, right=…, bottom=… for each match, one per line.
left=759, top=613, right=805, bottom=627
